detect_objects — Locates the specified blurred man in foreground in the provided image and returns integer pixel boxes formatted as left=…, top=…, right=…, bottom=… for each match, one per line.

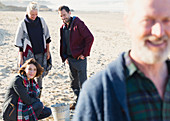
left=73, top=0, right=170, bottom=120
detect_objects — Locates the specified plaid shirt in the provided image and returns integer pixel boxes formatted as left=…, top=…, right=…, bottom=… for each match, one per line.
left=124, top=52, right=170, bottom=121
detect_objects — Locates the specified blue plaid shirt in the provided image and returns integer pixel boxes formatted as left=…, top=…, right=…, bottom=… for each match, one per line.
left=125, top=52, right=170, bottom=121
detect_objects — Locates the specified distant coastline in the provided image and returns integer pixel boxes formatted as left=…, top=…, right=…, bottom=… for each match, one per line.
left=1, top=0, right=125, bottom=13
left=0, top=2, right=52, bottom=11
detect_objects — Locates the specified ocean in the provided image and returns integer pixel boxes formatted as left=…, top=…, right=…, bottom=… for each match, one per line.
left=50, top=0, right=125, bottom=12
left=1, top=0, right=125, bottom=12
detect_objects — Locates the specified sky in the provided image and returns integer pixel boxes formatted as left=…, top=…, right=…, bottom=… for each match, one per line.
left=1, top=0, right=125, bottom=12
left=49, top=0, right=125, bottom=12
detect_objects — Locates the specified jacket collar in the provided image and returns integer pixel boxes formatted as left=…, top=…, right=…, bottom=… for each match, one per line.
left=24, top=15, right=39, bottom=25
left=63, top=16, right=77, bottom=30
left=107, top=52, right=131, bottom=121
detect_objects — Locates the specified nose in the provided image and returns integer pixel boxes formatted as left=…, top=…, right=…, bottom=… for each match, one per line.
left=31, top=16, right=36, bottom=20
left=30, top=70, right=35, bottom=73
left=151, top=22, right=165, bottom=38
left=61, top=16, right=65, bottom=20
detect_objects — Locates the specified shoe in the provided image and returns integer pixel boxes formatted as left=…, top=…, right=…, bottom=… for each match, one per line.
left=70, top=103, right=76, bottom=110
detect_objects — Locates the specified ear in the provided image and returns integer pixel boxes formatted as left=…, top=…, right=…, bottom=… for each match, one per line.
left=69, top=11, right=71, bottom=15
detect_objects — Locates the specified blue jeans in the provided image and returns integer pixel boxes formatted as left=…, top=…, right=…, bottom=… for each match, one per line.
left=32, top=102, right=52, bottom=120
left=34, top=53, right=44, bottom=89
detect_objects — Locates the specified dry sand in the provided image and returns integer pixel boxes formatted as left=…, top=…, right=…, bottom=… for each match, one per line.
left=0, top=11, right=131, bottom=120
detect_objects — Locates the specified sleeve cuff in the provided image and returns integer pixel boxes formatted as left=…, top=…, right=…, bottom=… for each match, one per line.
left=19, top=47, right=23, bottom=52
left=46, top=37, right=51, bottom=43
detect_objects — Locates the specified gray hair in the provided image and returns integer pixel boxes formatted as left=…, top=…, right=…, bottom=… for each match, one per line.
left=26, top=1, right=39, bottom=13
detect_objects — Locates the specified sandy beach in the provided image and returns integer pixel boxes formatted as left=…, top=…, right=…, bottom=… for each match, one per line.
left=0, top=11, right=131, bottom=120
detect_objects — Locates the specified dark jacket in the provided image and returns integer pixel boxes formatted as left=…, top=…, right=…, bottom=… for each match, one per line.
left=73, top=53, right=131, bottom=121
left=24, top=15, right=44, bottom=54
left=2, top=75, right=39, bottom=120
left=60, top=17, right=94, bottom=62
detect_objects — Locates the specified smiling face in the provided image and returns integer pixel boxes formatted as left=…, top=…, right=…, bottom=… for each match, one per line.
left=27, top=10, right=38, bottom=21
left=126, top=0, right=170, bottom=64
left=25, top=64, right=37, bottom=80
left=58, top=9, right=71, bottom=24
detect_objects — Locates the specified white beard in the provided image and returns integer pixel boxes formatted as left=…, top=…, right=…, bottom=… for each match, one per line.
left=134, top=36, right=170, bottom=64
left=136, top=44, right=169, bottom=64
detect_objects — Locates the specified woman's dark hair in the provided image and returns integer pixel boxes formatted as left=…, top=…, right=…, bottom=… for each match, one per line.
left=18, top=58, right=44, bottom=77
left=58, top=5, right=70, bottom=13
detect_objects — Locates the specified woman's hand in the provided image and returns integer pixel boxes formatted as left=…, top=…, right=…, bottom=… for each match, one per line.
left=18, top=58, right=23, bottom=67
left=46, top=43, right=50, bottom=60
left=18, top=52, right=23, bottom=67
left=47, top=51, right=50, bottom=60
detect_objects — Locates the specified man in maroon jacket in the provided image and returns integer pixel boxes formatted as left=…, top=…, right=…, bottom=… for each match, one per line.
left=58, top=5, right=94, bottom=110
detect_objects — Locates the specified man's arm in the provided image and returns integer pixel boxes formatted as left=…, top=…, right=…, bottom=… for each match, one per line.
left=73, top=87, right=98, bottom=121
left=77, top=20, right=94, bottom=57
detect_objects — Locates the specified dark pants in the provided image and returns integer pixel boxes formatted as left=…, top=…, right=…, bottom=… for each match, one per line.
left=3, top=102, right=51, bottom=121
left=34, top=53, right=44, bottom=89
left=68, top=57, right=87, bottom=102
left=32, top=101, right=52, bottom=120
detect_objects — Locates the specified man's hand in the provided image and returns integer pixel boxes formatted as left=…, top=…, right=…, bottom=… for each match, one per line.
left=77, top=55, right=85, bottom=60
left=66, top=59, right=69, bottom=64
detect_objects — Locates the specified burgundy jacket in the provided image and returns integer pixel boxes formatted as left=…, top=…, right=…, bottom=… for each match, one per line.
left=60, top=17, right=94, bottom=62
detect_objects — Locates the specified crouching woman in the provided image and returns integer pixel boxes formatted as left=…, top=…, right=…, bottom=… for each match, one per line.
left=2, top=58, right=51, bottom=121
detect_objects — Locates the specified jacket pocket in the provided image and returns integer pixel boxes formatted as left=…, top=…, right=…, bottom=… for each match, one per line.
left=3, top=103, right=16, bottom=121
